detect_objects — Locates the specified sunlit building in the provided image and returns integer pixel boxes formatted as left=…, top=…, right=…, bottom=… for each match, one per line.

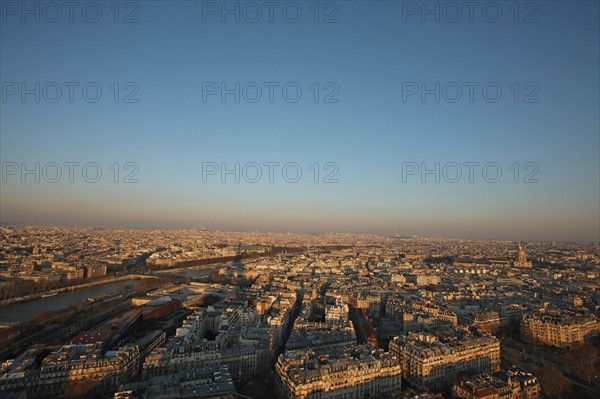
left=389, top=331, right=500, bottom=392
left=453, top=367, right=540, bottom=399
left=520, top=310, right=599, bottom=349
left=276, top=344, right=401, bottom=399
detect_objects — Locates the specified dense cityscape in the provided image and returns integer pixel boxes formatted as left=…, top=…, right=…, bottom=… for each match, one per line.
left=2, top=1, right=599, bottom=398
left=0, top=225, right=598, bottom=398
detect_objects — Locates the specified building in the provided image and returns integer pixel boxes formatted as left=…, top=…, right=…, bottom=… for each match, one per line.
left=0, top=344, right=140, bottom=398
left=520, top=310, right=599, bottom=349
left=453, top=374, right=511, bottom=399
left=389, top=331, right=500, bottom=392
left=325, top=301, right=348, bottom=324
left=127, top=331, right=166, bottom=365
left=512, top=243, right=532, bottom=268
left=453, top=367, right=540, bottom=399
left=285, top=321, right=356, bottom=351
left=142, top=342, right=221, bottom=379
left=276, top=344, right=401, bottom=399
left=114, top=364, right=236, bottom=399
left=503, top=367, right=541, bottom=399
left=85, top=264, right=108, bottom=278
left=356, top=292, right=383, bottom=318
left=464, top=311, right=501, bottom=335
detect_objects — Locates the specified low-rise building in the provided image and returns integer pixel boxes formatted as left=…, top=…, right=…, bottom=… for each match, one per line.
left=453, top=367, right=540, bottom=399
left=114, top=364, right=236, bottom=399
left=520, top=310, right=599, bottom=349
left=276, top=344, right=401, bottom=399
left=390, top=331, right=500, bottom=392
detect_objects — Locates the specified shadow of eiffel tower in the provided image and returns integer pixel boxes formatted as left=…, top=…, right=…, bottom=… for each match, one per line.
left=234, top=242, right=245, bottom=270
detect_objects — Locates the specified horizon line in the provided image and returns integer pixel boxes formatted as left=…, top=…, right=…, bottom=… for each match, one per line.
left=1, top=222, right=598, bottom=245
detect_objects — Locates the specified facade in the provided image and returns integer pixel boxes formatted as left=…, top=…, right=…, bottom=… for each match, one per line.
left=142, top=342, right=221, bottom=379
left=453, top=367, right=540, bottom=399
left=512, top=244, right=532, bottom=268
left=355, top=292, right=384, bottom=318
left=0, top=344, right=140, bottom=398
left=85, top=264, right=108, bottom=278
left=285, top=326, right=356, bottom=351
left=504, top=367, right=542, bottom=399
left=128, top=331, right=166, bottom=364
left=142, top=305, right=271, bottom=381
left=325, top=302, right=348, bottom=324
left=520, top=310, right=599, bottom=349
left=464, top=311, right=501, bottom=335
left=221, top=341, right=271, bottom=381
left=276, top=344, right=401, bottom=399
left=114, top=364, right=236, bottom=399
left=386, top=300, right=459, bottom=333
left=389, top=332, right=500, bottom=392
left=453, top=375, right=510, bottom=399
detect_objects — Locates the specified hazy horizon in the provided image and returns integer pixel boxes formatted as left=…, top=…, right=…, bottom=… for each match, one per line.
left=1, top=221, right=597, bottom=244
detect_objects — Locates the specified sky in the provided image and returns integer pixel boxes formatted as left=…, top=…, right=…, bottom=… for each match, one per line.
left=1, top=0, right=599, bottom=242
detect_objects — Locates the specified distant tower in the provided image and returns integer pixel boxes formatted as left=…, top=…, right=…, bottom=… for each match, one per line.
left=517, top=243, right=527, bottom=262
left=513, top=242, right=532, bottom=268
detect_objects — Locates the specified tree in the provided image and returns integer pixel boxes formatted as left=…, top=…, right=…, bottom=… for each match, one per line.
left=565, top=344, right=598, bottom=385
left=32, top=311, right=55, bottom=324
left=536, top=364, right=572, bottom=398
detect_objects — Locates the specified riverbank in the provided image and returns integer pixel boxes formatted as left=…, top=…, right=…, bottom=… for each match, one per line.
left=0, top=274, right=153, bottom=308
left=0, top=278, right=145, bottom=322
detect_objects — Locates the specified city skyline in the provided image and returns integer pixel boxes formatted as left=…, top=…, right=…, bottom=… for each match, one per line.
left=0, top=224, right=597, bottom=398
left=0, top=221, right=597, bottom=244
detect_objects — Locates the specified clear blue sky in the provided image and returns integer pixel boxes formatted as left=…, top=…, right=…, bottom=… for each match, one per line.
left=1, top=0, right=598, bottom=242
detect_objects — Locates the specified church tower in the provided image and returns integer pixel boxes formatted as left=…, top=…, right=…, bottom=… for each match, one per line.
left=513, top=242, right=532, bottom=268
